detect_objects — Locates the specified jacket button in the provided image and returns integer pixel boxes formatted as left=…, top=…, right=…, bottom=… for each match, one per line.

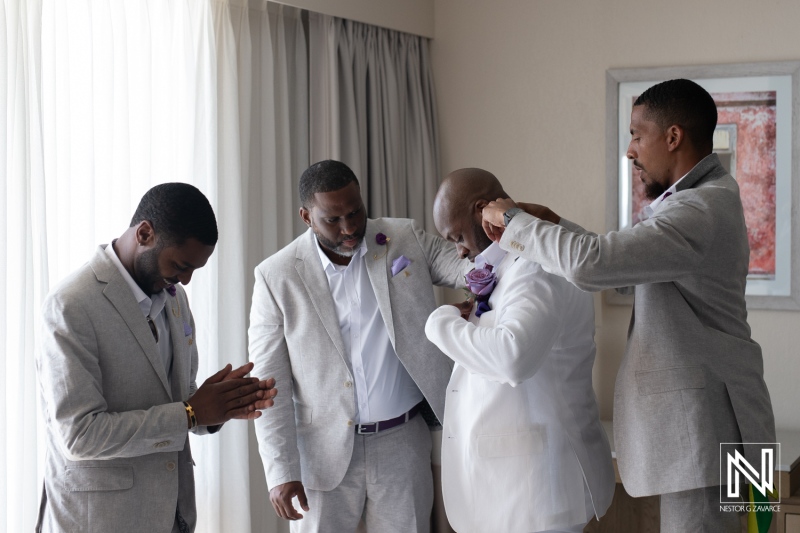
left=154, top=441, right=170, bottom=448
left=344, top=381, right=352, bottom=388
left=166, top=461, right=176, bottom=471
left=347, top=420, right=354, bottom=427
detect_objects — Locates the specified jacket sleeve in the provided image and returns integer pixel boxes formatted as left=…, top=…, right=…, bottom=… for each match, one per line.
left=424, top=263, right=565, bottom=386
left=37, top=293, right=188, bottom=461
left=248, top=266, right=302, bottom=489
left=410, top=220, right=471, bottom=289
left=499, top=193, right=716, bottom=292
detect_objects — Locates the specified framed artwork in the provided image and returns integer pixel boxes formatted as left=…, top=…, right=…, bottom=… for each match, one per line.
left=605, top=62, right=800, bottom=310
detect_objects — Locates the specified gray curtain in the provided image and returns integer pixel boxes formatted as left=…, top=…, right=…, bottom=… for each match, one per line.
left=308, top=13, right=441, bottom=230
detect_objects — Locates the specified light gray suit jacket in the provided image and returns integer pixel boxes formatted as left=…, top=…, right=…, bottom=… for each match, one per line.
left=499, top=154, right=775, bottom=497
left=36, top=246, right=210, bottom=532
left=249, top=218, right=468, bottom=491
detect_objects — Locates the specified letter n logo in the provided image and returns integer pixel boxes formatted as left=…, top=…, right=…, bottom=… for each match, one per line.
left=720, top=443, right=780, bottom=504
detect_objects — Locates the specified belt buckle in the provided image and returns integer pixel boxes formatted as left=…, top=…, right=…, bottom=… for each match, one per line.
left=357, top=423, right=377, bottom=435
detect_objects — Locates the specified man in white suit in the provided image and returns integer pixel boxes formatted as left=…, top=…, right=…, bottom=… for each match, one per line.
left=249, top=160, right=469, bottom=532
left=36, top=183, right=277, bottom=533
left=482, top=79, right=776, bottom=532
left=425, top=168, right=615, bottom=533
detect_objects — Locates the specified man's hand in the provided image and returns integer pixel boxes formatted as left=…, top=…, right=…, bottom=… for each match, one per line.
left=188, top=364, right=276, bottom=426
left=448, top=299, right=474, bottom=321
left=221, top=362, right=278, bottom=417
left=481, top=198, right=518, bottom=242
left=482, top=198, right=562, bottom=242
left=270, top=481, right=309, bottom=520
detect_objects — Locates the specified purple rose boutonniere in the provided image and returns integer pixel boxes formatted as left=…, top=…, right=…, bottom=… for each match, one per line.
left=166, top=284, right=177, bottom=297
left=373, top=232, right=391, bottom=261
left=465, top=265, right=497, bottom=317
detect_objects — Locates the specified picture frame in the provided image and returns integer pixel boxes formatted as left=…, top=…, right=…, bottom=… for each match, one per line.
left=604, top=62, right=800, bottom=310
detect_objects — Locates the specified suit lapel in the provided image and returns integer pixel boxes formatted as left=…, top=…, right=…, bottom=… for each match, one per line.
left=294, top=230, right=351, bottom=373
left=167, top=294, right=190, bottom=401
left=91, top=246, right=172, bottom=397
left=363, top=221, right=396, bottom=346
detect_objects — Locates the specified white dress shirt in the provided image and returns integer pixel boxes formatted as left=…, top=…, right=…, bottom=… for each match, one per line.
left=315, top=237, right=423, bottom=424
left=105, top=243, right=173, bottom=382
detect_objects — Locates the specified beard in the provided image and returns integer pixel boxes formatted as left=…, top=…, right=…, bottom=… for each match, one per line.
left=643, top=178, right=667, bottom=200
left=134, top=244, right=166, bottom=295
left=635, top=162, right=668, bottom=201
left=472, top=219, right=494, bottom=258
left=314, top=228, right=366, bottom=258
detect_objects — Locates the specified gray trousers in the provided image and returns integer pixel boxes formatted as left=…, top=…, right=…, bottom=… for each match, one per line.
left=660, top=486, right=741, bottom=533
left=291, top=414, right=434, bottom=533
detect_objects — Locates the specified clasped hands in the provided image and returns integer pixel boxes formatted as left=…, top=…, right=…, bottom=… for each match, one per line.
left=187, top=362, right=278, bottom=427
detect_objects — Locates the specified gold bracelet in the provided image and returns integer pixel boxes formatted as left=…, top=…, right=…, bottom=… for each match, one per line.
left=183, top=401, right=197, bottom=430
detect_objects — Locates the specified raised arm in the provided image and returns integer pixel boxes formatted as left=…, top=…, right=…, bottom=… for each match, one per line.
left=411, top=220, right=471, bottom=289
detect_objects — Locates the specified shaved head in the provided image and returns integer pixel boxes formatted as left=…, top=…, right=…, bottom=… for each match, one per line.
left=434, top=168, right=508, bottom=260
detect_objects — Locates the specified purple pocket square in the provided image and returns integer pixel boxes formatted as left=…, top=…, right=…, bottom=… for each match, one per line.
left=183, top=322, right=193, bottom=337
left=391, top=255, right=411, bottom=277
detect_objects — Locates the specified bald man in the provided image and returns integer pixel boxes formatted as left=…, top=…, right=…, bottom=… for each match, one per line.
left=424, top=169, right=615, bottom=533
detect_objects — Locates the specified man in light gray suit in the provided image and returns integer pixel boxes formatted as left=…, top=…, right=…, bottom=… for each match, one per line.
left=249, top=160, right=468, bottom=532
left=482, top=79, right=776, bottom=532
left=36, top=183, right=277, bottom=533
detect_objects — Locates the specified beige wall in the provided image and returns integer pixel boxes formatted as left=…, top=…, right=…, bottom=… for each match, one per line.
left=431, top=0, right=800, bottom=429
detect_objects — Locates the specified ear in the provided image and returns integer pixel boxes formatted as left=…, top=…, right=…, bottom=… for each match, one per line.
left=134, top=221, right=157, bottom=247
left=299, top=207, right=312, bottom=227
left=666, top=125, right=684, bottom=152
left=475, top=198, right=489, bottom=214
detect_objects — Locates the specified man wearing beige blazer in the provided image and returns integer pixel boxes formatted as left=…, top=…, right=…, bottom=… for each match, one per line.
left=425, top=169, right=615, bottom=533
left=36, top=183, right=276, bottom=533
left=482, top=79, right=776, bottom=532
left=249, top=160, right=468, bottom=532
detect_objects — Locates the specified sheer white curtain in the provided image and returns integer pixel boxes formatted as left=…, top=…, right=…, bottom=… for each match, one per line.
left=2, top=1, right=305, bottom=532
left=308, top=13, right=441, bottom=230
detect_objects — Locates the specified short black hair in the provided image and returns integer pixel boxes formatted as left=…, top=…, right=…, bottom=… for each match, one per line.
left=634, top=78, right=718, bottom=152
left=130, top=183, right=218, bottom=246
left=299, top=160, right=359, bottom=209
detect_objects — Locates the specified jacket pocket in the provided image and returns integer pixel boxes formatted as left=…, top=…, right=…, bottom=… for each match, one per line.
left=477, top=429, right=544, bottom=459
left=64, top=466, right=134, bottom=492
left=636, top=366, right=706, bottom=395
left=294, top=402, right=312, bottom=427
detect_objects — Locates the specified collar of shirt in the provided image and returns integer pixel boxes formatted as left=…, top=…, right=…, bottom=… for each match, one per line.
left=474, top=242, right=508, bottom=271
left=104, top=242, right=168, bottom=319
left=314, top=236, right=368, bottom=273
left=644, top=172, right=690, bottom=219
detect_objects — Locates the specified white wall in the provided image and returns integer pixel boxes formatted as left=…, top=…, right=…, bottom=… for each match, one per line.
left=430, top=0, right=800, bottom=429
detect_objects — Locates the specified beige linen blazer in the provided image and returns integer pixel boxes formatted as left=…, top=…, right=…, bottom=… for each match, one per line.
left=499, top=154, right=775, bottom=497
left=249, top=218, right=468, bottom=491
left=36, top=246, right=209, bottom=532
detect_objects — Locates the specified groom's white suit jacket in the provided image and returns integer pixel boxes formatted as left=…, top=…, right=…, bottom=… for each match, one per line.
left=425, top=244, right=615, bottom=533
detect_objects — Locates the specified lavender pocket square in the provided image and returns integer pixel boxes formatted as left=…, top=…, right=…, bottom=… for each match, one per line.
left=183, top=322, right=193, bottom=337
left=391, top=255, right=411, bottom=277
